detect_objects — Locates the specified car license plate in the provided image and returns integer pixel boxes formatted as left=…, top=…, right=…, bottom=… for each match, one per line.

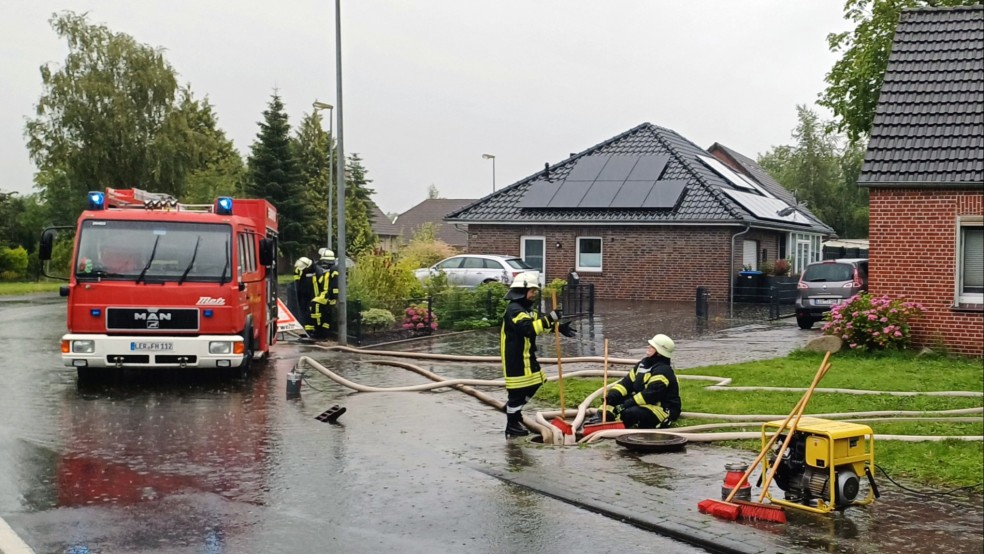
left=130, top=341, right=174, bottom=351
left=813, top=298, right=839, bottom=306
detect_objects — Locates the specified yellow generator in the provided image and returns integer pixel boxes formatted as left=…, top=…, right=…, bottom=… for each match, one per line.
left=761, top=417, right=879, bottom=514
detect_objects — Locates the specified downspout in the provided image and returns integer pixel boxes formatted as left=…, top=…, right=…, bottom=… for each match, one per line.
left=730, top=223, right=751, bottom=319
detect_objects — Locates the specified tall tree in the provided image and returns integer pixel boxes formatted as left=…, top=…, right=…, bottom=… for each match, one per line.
left=291, top=111, right=334, bottom=253
left=343, top=153, right=378, bottom=258
left=758, top=106, right=868, bottom=238
left=819, top=0, right=978, bottom=143
left=25, top=11, right=237, bottom=224
left=246, top=93, right=311, bottom=261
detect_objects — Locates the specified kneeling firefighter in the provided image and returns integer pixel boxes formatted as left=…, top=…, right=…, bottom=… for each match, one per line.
left=602, top=334, right=681, bottom=429
left=500, top=272, right=577, bottom=438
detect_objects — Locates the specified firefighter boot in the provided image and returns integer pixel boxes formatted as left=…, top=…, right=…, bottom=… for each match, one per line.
left=505, top=411, right=530, bottom=438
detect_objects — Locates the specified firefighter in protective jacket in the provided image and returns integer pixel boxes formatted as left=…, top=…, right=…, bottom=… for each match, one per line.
left=603, top=334, right=681, bottom=429
left=293, top=257, right=315, bottom=334
left=500, top=272, right=576, bottom=438
left=310, top=248, right=339, bottom=339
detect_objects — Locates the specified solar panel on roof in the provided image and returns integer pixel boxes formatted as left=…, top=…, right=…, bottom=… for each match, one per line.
left=626, top=154, right=670, bottom=181
left=565, top=155, right=610, bottom=181
left=518, top=180, right=562, bottom=208
left=720, top=188, right=811, bottom=225
left=579, top=181, right=622, bottom=208
left=697, top=155, right=758, bottom=192
left=547, top=181, right=593, bottom=207
left=640, top=179, right=687, bottom=208
left=611, top=181, right=655, bottom=207
left=596, top=155, right=640, bottom=181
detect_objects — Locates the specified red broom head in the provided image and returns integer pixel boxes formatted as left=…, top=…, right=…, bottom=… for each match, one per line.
left=697, top=499, right=741, bottom=521
left=734, top=501, right=787, bottom=523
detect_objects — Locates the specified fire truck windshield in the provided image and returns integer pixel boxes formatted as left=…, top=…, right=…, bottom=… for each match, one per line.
left=75, top=220, right=232, bottom=282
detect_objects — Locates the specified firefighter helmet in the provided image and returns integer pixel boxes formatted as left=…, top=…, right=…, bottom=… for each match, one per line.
left=509, top=272, right=540, bottom=290
left=647, top=334, right=675, bottom=359
left=294, top=257, right=312, bottom=271
left=318, top=248, right=335, bottom=262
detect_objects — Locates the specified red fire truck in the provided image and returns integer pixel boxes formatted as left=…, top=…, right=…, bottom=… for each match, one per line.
left=40, top=188, right=280, bottom=378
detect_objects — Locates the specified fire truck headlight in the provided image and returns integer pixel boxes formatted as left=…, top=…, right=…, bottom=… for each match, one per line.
left=209, top=341, right=233, bottom=355
left=72, top=340, right=95, bottom=353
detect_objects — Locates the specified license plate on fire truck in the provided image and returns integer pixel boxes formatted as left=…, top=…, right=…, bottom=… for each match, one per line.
left=130, top=341, right=174, bottom=351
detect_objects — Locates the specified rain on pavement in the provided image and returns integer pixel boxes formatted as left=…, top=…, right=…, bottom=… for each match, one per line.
left=1, top=295, right=981, bottom=553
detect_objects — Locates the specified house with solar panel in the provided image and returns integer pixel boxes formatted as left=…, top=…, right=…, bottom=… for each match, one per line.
left=858, top=5, right=983, bottom=357
left=444, top=122, right=834, bottom=302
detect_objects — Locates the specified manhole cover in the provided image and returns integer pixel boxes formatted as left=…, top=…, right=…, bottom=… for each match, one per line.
left=615, top=432, right=688, bottom=453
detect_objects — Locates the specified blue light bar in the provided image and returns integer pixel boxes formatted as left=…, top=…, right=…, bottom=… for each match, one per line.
left=87, top=191, right=106, bottom=210
left=216, top=197, right=233, bottom=215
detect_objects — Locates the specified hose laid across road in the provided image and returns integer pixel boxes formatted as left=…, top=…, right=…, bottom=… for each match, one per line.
left=297, top=345, right=983, bottom=446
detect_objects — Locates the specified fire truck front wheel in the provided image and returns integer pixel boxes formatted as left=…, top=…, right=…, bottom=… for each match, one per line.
left=235, top=322, right=254, bottom=380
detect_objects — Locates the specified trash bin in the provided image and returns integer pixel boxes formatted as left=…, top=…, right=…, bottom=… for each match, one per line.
left=735, top=271, right=766, bottom=303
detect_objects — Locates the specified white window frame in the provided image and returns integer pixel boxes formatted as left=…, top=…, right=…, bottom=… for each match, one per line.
left=956, top=216, right=983, bottom=305
left=576, top=236, right=603, bottom=273
left=788, top=232, right=822, bottom=274
left=742, top=240, right=758, bottom=271
left=520, top=236, right=545, bottom=274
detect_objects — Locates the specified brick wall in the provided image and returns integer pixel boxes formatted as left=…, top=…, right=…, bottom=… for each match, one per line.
left=869, top=188, right=984, bottom=357
left=468, top=224, right=782, bottom=303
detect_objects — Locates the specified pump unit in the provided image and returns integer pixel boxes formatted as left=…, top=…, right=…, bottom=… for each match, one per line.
left=762, top=417, right=878, bottom=514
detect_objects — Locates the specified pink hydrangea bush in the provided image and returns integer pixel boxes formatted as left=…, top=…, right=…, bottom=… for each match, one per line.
left=402, top=303, right=438, bottom=333
left=821, top=293, right=924, bottom=351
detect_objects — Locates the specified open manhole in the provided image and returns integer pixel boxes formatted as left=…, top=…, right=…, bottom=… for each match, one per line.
left=615, top=432, right=688, bottom=453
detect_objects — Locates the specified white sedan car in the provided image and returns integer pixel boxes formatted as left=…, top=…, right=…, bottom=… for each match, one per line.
left=414, top=254, right=542, bottom=288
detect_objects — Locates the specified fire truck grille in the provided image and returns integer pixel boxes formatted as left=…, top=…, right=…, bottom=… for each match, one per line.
left=155, top=355, right=198, bottom=364
left=106, top=308, right=200, bottom=331
left=108, top=355, right=151, bottom=364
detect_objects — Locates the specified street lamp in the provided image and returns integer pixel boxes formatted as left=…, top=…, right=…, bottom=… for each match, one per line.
left=334, top=0, right=348, bottom=345
left=312, top=101, right=334, bottom=250
left=482, top=153, right=496, bottom=192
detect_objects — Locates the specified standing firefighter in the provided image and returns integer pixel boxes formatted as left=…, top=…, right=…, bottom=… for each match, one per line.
left=500, top=272, right=576, bottom=438
left=311, top=248, right=340, bottom=340
left=293, top=257, right=315, bottom=335
left=602, top=334, right=681, bottom=429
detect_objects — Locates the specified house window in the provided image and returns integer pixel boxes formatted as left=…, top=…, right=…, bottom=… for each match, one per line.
left=576, top=237, right=602, bottom=272
left=957, top=217, right=983, bottom=305
left=742, top=240, right=758, bottom=270
left=789, top=232, right=822, bottom=274
left=521, top=236, right=545, bottom=273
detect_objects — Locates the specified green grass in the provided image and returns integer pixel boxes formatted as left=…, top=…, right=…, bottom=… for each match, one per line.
left=0, top=280, right=64, bottom=295
left=540, top=349, right=984, bottom=491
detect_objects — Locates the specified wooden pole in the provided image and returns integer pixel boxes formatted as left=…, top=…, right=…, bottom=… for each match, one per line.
left=602, top=339, right=609, bottom=423
left=551, top=289, right=565, bottom=419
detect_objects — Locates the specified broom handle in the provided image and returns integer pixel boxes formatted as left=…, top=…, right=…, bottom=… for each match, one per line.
left=757, top=359, right=831, bottom=503
left=724, top=352, right=831, bottom=504
left=551, top=289, right=565, bottom=419
left=602, top=339, right=609, bottom=424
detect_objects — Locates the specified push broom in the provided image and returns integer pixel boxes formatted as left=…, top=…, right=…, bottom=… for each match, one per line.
left=548, top=289, right=574, bottom=440
left=698, top=352, right=831, bottom=522
left=582, top=339, right=625, bottom=436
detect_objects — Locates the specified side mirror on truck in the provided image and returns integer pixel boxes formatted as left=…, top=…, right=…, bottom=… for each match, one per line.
left=259, top=238, right=275, bottom=267
left=39, top=229, right=56, bottom=261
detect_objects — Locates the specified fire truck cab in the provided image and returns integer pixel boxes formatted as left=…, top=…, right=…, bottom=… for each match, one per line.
left=40, top=188, right=280, bottom=378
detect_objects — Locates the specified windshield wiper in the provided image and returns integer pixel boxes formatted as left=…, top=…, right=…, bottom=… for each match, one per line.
left=219, top=238, right=230, bottom=285
left=177, top=236, right=202, bottom=285
left=136, top=236, right=161, bottom=284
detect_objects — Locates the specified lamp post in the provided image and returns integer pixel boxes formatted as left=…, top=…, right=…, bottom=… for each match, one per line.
left=334, top=0, right=348, bottom=345
left=312, top=101, right=334, bottom=250
left=482, top=153, right=496, bottom=192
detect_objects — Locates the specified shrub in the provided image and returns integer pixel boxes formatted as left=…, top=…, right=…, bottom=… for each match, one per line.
left=0, top=246, right=29, bottom=280
left=821, top=293, right=924, bottom=351
left=361, top=308, right=396, bottom=332
left=348, top=249, right=420, bottom=313
left=403, top=303, right=437, bottom=333
left=773, top=259, right=791, bottom=277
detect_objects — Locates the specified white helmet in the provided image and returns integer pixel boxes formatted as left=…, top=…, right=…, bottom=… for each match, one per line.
left=318, top=248, right=335, bottom=261
left=509, top=272, right=540, bottom=290
left=647, top=334, right=675, bottom=359
left=294, top=256, right=312, bottom=271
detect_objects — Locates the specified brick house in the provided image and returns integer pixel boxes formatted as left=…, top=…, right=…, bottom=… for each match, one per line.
left=368, top=200, right=401, bottom=253
left=445, top=122, right=834, bottom=301
left=858, top=6, right=983, bottom=357
left=395, top=198, right=476, bottom=251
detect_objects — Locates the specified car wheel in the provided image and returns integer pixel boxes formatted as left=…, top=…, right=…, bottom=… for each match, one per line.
left=796, top=316, right=814, bottom=330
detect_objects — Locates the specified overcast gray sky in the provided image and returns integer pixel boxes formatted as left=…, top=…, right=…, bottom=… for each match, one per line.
left=1, top=0, right=850, bottom=215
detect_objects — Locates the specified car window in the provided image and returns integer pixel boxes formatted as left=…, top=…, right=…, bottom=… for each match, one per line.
left=803, top=263, right=852, bottom=282
left=436, top=258, right=463, bottom=270
left=505, top=258, right=534, bottom=270
left=483, top=259, right=501, bottom=269
left=461, top=257, right=484, bottom=269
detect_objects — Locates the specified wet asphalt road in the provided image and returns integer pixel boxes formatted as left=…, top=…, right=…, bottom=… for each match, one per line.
left=0, top=295, right=698, bottom=553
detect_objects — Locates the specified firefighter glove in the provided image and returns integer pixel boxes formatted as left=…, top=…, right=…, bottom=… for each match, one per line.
left=547, top=309, right=561, bottom=324
left=558, top=321, right=577, bottom=338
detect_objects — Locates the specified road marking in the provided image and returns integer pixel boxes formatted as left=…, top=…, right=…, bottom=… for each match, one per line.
left=0, top=515, right=34, bottom=554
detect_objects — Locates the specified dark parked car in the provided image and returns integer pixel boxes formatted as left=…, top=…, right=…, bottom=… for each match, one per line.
left=795, top=258, right=869, bottom=329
